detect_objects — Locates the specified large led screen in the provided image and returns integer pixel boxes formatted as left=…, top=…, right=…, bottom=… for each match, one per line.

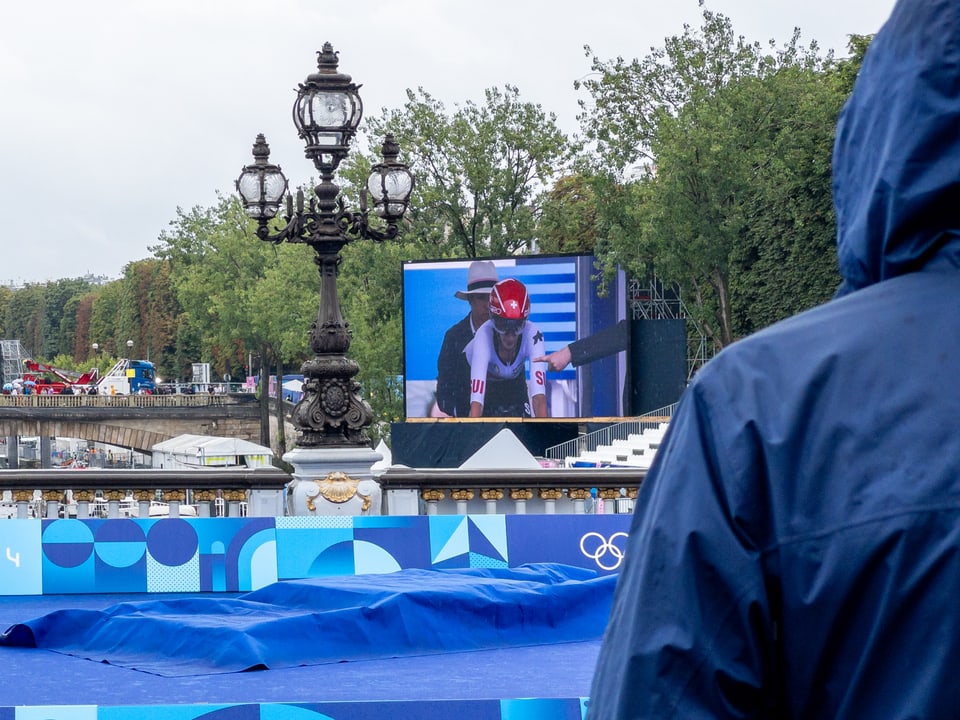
left=403, top=255, right=628, bottom=419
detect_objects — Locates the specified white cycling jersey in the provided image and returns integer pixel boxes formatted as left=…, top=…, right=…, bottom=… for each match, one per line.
left=464, top=319, right=547, bottom=413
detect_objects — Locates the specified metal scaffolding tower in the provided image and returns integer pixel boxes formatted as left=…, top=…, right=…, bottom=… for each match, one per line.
left=1, top=339, right=30, bottom=385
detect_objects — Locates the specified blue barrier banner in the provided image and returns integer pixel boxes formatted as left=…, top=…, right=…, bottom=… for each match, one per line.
left=0, top=519, right=41, bottom=595
left=0, top=515, right=632, bottom=596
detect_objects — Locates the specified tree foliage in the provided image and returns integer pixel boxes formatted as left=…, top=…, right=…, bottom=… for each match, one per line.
left=364, top=85, right=575, bottom=258
left=578, top=4, right=859, bottom=347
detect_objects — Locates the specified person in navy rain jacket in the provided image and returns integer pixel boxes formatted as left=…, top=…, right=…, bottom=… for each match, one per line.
left=588, top=0, right=960, bottom=717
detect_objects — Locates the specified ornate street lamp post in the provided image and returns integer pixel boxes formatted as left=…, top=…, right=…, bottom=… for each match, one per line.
left=235, top=43, right=413, bottom=452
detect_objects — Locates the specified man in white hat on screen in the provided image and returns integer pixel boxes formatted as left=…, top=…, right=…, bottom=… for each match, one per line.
left=434, top=260, right=498, bottom=416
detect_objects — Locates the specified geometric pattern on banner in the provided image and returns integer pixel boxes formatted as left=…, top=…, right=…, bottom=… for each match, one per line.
left=468, top=551, right=509, bottom=569
left=39, top=518, right=278, bottom=594
left=146, top=549, right=200, bottom=593
left=187, top=518, right=277, bottom=592
left=41, top=519, right=144, bottom=594
left=20, top=514, right=630, bottom=594
left=13, top=706, right=97, bottom=720
left=1, top=701, right=588, bottom=719
left=275, top=519, right=355, bottom=580
left=93, top=519, right=149, bottom=593
left=428, top=515, right=508, bottom=569
left=275, top=516, right=430, bottom=579
left=97, top=707, right=245, bottom=720
left=0, top=519, right=42, bottom=596
left=467, top=515, right=508, bottom=563
left=353, top=515, right=430, bottom=570
left=309, top=700, right=504, bottom=720
left=504, top=514, right=631, bottom=574
left=500, top=697, right=586, bottom=720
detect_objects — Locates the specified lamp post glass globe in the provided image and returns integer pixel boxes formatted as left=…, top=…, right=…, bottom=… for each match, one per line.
left=236, top=134, right=288, bottom=221
left=366, top=135, right=414, bottom=220
left=292, top=42, right=363, bottom=174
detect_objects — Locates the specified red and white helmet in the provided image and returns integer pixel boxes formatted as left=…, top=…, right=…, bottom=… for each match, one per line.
left=489, top=278, right=530, bottom=334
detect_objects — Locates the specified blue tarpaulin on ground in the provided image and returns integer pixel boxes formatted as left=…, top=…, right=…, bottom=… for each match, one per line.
left=0, top=564, right=615, bottom=677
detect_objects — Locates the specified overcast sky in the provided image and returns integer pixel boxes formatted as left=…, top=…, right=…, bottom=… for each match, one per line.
left=2, top=0, right=897, bottom=287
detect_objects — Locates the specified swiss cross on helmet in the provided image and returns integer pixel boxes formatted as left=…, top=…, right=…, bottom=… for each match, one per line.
left=489, top=278, right=530, bottom=335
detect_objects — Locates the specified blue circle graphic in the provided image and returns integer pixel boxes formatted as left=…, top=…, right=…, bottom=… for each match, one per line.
left=147, top=518, right=200, bottom=566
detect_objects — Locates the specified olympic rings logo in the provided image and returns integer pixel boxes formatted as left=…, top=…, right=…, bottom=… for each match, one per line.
left=580, top=531, right=628, bottom=571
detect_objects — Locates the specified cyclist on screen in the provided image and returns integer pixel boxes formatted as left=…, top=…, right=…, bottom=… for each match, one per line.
left=465, top=278, right=548, bottom=418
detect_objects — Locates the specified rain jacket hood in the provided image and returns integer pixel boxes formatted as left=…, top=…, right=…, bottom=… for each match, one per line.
left=588, top=1, right=960, bottom=717
left=833, top=0, right=960, bottom=293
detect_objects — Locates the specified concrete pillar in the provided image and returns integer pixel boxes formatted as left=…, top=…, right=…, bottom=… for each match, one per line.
left=510, top=488, right=532, bottom=515
left=40, top=436, right=52, bottom=469
left=5, top=436, right=18, bottom=469
left=421, top=490, right=444, bottom=516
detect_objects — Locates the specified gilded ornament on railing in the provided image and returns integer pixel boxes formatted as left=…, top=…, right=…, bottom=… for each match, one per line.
left=538, top=488, right=563, bottom=501
left=567, top=488, right=591, bottom=501
left=103, top=489, right=127, bottom=501
left=12, top=490, right=32, bottom=503
left=598, top=488, right=621, bottom=501
left=133, top=490, right=154, bottom=502
left=624, top=487, right=638, bottom=499
left=222, top=489, right=247, bottom=503
left=72, top=490, right=96, bottom=502
left=303, top=471, right=372, bottom=512
left=509, top=488, right=533, bottom=501
left=41, top=490, right=62, bottom=503
left=164, top=490, right=186, bottom=503
left=450, top=489, right=475, bottom=501
left=480, top=488, right=504, bottom=501
left=193, top=490, right=217, bottom=502
left=421, top=489, right=445, bottom=502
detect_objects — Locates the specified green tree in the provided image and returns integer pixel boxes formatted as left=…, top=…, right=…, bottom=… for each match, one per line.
left=0, top=285, right=13, bottom=338
left=579, top=4, right=850, bottom=347
left=87, top=280, right=124, bottom=358
left=42, top=279, right=93, bottom=359
left=536, top=174, right=602, bottom=255
left=115, top=259, right=180, bottom=374
left=338, top=237, right=430, bottom=436
left=4, top=284, right=46, bottom=358
left=152, top=194, right=311, bottom=449
left=364, top=85, right=575, bottom=258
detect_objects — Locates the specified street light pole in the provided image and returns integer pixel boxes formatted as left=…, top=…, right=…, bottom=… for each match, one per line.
left=235, top=43, right=413, bottom=452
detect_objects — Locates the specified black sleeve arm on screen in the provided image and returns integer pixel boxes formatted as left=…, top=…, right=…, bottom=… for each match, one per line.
left=436, top=316, right=472, bottom=416
left=569, top=319, right=629, bottom=367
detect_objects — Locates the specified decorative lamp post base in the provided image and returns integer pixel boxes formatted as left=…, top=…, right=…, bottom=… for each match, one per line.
left=283, top=446, right=383, bottom=516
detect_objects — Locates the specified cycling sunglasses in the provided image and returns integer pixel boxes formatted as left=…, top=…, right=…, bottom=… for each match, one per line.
left=492, top=316, right=526, bottom=335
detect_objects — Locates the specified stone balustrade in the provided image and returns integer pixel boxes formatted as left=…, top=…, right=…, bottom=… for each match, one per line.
left=0, top=467, right=289, bottom=519
left=377, top=466, right=644, bottom=515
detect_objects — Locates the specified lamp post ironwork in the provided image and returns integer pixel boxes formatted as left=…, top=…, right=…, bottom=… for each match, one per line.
left=236, top=42, right=413, bottom=449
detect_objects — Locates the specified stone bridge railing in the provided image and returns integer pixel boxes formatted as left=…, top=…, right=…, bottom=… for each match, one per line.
left=0, top=467, right=289, bottom=519
left=378, top=466, right=645, bottom=515
left=0, top=393, right=236, bottom=409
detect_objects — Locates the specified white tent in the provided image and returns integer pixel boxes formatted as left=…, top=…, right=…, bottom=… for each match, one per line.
left=152, top=434, right=273, bottom=470
left=458, top=429, right=543, bottom=470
